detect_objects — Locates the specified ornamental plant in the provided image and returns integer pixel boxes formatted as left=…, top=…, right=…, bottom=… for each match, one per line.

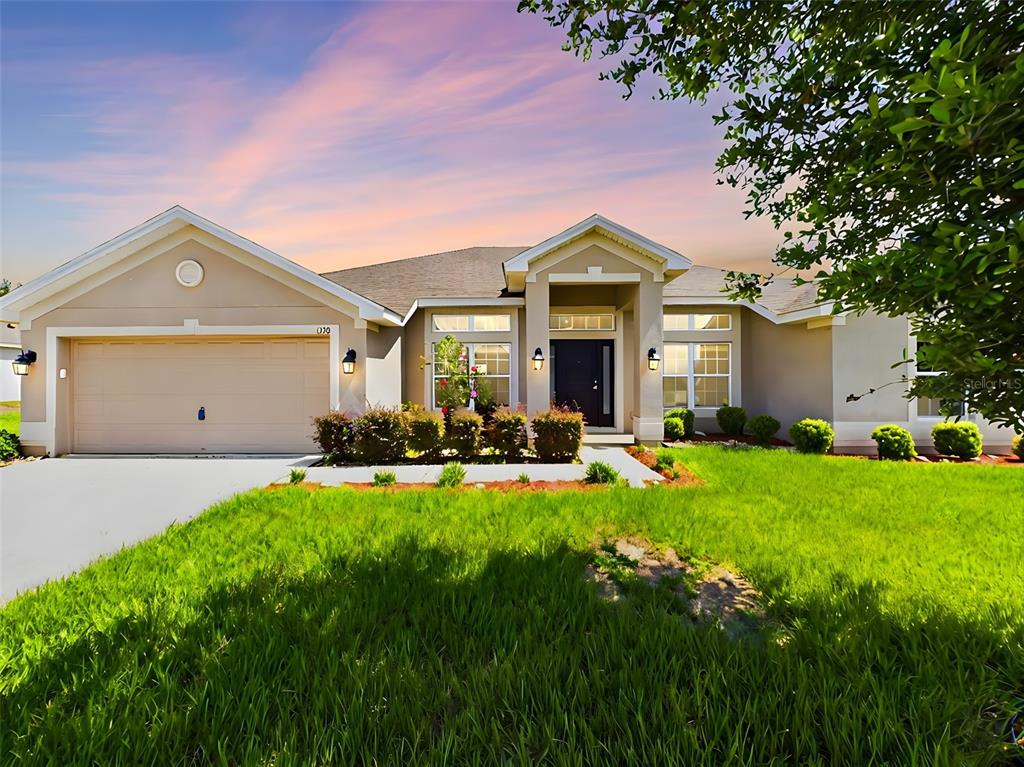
left=716, top=406, right=747, bottom=436
left=311, top=411, right=356, bottom=463
left=354, top=407, right=409, bottom=464
left=531, top=407, right=584, bottom=463
left=789, top=418, right=834, bottom=454
left=447, top=408, right=483, bottom=460
left=664, top=408, right=694, bottom=438
left=407, top=410, right=445, bottom=461
left=436, top=461, right=466, bottom=488
left=871, top=424, right=917, bottom=461
left=931, top=422, right=983, bottom=459
left=372, top=470, right=397, bottom=487
left=583, top=461, right=622, bottom=485
left=433, top=335, right=493, bottom=417
left=1013, top=434, right=1023, bottom=461
left=748, top=415, right=781, bottom=446
left=486, top=407, right=528, bottom=461
left=664, top=417, right=687, bottom=442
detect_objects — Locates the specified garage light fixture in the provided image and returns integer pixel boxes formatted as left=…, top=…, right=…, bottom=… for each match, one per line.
left=12, top=349, right=37, bottom=376
left=647, top=347, right=661, bottom=371
left=342, top=348, right=357, bottom=375
left=532, top=347, right=545, bottom=371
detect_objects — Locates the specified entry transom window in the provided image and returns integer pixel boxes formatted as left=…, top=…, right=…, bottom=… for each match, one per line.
left=432, top=314, right=511, bottom=332
left=549, top=313, right=615, bottom=331
left=432, top=342, right=511, bottom=408
left=663, top=313, right=732, bottom=331
left=662, top=342, right=732, bottom=408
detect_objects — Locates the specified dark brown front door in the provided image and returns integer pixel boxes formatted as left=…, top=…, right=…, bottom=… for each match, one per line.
left=551, top=340, right=614, bottom=428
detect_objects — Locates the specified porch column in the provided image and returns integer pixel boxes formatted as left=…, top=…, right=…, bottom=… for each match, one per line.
left=632, top=279, right=664, bottom=441
left=524, top=276, right=550, bottom=414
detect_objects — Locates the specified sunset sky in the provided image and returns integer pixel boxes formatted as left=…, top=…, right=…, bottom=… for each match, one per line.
left=0, top=1, right=782, bottom=286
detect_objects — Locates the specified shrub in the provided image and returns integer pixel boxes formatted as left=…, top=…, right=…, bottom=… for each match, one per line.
left=931, top=421, right=983, bottom=459
left=436, top=461, right=466, bottom=488
left=789, top=418, right=834, bottom=454
left=1013, top=434, right=1023, bottom=460
left=407, top=410, right=445, bottom=461
left=516, top=472, right=531, bottom=484
left=664, top=417, right=687, bottom=442
left=311, top=411, right=356, bottom=462
left=716, top=406, right=747, bottom=436
left=486, top=407, right=528, bottom=461
left=531, top=407, right=584, bottom=463
left=583, top=461, right=621, bottom=485
left=748, top=415, right=781, bottom=446
left=0, top=429, right=21, bottom=461
left=354, top=407, right=409, bottom=464
left=372, top=470, right=397, bottom=487
left=288, top=468, right=307, bottom=484
left=664, top=408, right=695, bottom=438
left=871, top=424, right=917, bottom=461
left=447, top=408, right=483, bottom=459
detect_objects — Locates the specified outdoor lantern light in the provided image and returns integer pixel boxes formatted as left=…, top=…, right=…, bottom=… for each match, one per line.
left=12, top=350, right=36, bottom=376
left=532, top=347, right=545, bottom=371
left=647, top=347, right=661, bottom=371
left=342, top=348, right=357, bottom=374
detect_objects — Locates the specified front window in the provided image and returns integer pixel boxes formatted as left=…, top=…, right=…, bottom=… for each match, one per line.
left=662, top=342, right=732, bottom=409
left=432, top=314, right=511, bottom=332
left=432, top=342, right=511, bottom=408
left=664, top=312, right=732, bottom=331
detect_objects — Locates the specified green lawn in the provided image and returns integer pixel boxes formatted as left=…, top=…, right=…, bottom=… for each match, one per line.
left=0, top=408, right=18, bottom=436
left=1, top=447, right=1022, bottom=765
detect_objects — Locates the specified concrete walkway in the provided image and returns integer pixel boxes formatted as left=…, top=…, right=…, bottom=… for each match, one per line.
left=0, top=455, right=317, bottom=602
left=301, top=446, right=662, bottom=488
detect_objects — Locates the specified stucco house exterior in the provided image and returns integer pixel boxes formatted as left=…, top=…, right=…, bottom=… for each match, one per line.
left=0, top=206, right=1012, bottom=456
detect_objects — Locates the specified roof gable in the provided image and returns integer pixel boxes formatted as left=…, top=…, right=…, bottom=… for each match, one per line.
left=0, top=206, right=402, bottom=325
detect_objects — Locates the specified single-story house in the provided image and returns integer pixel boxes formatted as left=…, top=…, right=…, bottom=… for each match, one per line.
left=0, top=324, right=22, bottom=403
left=0, top=206, right=1012, bottom=455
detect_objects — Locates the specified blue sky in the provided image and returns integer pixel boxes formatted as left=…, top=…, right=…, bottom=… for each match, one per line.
left=1, top=1, right=781, bottom=284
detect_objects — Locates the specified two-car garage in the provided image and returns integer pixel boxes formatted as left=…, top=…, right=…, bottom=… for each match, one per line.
left=71, top=337, right=330, bottom=454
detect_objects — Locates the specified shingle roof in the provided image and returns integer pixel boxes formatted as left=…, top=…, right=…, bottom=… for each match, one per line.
left=321, top=249, right=823, bottom=317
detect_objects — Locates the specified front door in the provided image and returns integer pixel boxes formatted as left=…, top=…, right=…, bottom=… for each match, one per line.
left=551, top=340, right=614, bottom=428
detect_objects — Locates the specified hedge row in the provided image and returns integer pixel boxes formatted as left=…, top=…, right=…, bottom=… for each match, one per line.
left=313, top=405, right=583, bottom=464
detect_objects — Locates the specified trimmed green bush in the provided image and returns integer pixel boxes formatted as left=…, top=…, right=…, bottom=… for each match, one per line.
left=1012, top=434, right=1023, bottom=460
left=372, top=470, right=397, bottom=487
left=407, top=410, right=445, bottom=460
left=871, top=424, right=917, bottom=461
left=748, top=415, right=781, bottom=446
left=354, top=407, right=409, bottom=464
left=486, top=407, right=528, bottom=461
left=447, top=408, right=483, bottom=460
left=789, top=418, right=834, bottom=454
left=664, top=408, right=694, bottom=438
left=531, top=408, right=584, bottom=463
left=931, top=421, right=983, bottom=459
left=436, top=461, right=466, bottom=488
left=664, top=417, right=688, bottom=442
left=716, top=406, right=747, bottom=436
left=311, top=411, right=356, bottom=463
left=583, top=461, right=621, bottom=485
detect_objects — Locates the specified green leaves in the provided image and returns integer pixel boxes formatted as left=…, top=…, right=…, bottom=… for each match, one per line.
left=889, top=117, right=930, bottom=135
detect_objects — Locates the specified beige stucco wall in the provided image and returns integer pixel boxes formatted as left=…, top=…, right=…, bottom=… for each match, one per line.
left=740, top=309, right=833, bottom=434
left=831, top=312, right=909, bottom=423
left=17, top=235, right=371, bottom=453
left=402, top=309, right=427, bottom=407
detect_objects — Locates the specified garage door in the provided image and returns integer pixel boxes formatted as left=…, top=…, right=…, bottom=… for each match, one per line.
left=72, top=337, right=330, bottom=453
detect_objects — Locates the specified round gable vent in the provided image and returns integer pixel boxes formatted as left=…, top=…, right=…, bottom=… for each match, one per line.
left=175, top=259, right=204, bottom=287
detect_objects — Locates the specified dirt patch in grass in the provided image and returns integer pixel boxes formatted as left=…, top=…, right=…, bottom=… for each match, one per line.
left=586, top=537, right=767, bottom=639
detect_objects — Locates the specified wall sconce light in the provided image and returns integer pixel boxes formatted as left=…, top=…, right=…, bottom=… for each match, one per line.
left=342, top=348, right=357, bottom=374
left=532, top=347, right=545, bottom=371
left=12, top=350, right=36, bottom=376
left=647, top=347, right=661, bottom=371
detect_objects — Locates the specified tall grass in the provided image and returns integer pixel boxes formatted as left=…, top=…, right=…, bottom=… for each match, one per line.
left=1, top=447, right=1022, bottom=764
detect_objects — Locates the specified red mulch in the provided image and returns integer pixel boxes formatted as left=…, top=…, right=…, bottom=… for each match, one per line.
left=270, top=480, right=607, bottom=493
left=830, top=452, right=1023, bottom=466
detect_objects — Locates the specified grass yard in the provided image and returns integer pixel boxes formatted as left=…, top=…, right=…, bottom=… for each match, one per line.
left=0, top=406, right=18, bottom=436
left=1, top=447, right=1022, bottom=765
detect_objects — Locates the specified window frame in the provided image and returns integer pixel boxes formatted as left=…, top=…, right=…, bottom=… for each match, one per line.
left=431, top=341, right=512, bottom=410
left=662, top=341, right=733, bottom=410
left=663, top=313, right=732, bottom=332
left=432, top=314, right=512, bottom=333
left=548, top=313, right=615, bottom=332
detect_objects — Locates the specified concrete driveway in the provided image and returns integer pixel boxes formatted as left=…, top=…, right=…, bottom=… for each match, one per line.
left=0, top=456, right=314, bottom=603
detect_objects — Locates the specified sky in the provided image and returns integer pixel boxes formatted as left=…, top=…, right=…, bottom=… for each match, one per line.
left=0, top=1, right=782, bottom=285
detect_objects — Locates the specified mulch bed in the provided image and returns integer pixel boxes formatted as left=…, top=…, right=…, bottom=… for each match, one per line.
left=268, top=480, right=613, bottom=493
left=831, top=452, right=1023, bottom=466
left=673, top=433, right=792, bottom=447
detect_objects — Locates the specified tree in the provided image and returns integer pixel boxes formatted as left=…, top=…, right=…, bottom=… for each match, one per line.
left=0, top=279, right=12, bottom=298
left=519, top=0, right=1024, bottom=430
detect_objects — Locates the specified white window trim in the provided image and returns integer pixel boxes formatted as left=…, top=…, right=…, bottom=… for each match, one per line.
left=662, top=341, right=733, bottom=411
left=430, top=341, right=513, bottom=410
left=432, top=313, right=512, bottom=332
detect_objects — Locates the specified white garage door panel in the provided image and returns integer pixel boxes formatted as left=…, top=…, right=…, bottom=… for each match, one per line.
left=73, top=338, right=330, bottom=453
